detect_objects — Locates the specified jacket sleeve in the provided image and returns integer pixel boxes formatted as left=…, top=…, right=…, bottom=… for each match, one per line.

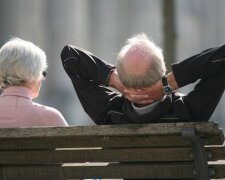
left=61, top=45, right=115, bottom=86
left=60, top=45, right=123, bottom=124
left=172, top=44, right=225, bottom=87
left=172, top=44, right=225, bottom=121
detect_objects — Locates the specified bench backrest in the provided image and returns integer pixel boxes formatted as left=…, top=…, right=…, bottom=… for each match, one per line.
left=0, top=122, right=224, bottom=180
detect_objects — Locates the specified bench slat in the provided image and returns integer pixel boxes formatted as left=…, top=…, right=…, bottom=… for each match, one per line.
left=206, top=146, right=225, bottom=161
left=0, top=134, right=223, bottom=150
left=2, top=163, right=225, bottom=179
left=0, top=122, right=220, bottom=138
left=0, top=147, right=192, bottom=164
left=0, top=122, right=224, bottom=179
left=1, top=163, right=196, bottom=180
left=209, top=164, right=225, bottom=179
left=0, top=146, right=224, bottom=165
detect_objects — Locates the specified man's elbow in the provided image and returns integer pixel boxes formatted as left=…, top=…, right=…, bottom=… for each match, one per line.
left=61, top=45, right=72, bottom=63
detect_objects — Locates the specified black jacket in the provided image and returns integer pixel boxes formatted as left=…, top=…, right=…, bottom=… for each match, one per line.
left=61, top=45, right=225, bottom=124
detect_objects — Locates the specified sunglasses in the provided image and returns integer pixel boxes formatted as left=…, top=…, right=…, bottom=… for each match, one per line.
left=42, top=71, right=47, bottom=77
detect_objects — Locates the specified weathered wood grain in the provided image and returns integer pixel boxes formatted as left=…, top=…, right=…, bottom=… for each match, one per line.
left=1, top=163, right=196, bottom=180
left=0, top=134, right=223, bottom=150
left=0, top=122, right=220, bottom=138
left=209, top=164, right=225, bottom=179
left=0, top=122, right=224, bottom=179
left=206, top=145, right=225, bottom=161
left=0, top=146, right=224, bottom=165
left=0, top=147, right=193, bottom=164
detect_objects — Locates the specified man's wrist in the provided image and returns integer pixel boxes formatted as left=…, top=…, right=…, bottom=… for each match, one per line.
left=167, top=72, right=179, bottom=90
left=162, top=76, right=173, bottom=95
left=107, top=68, right=116, bottom=87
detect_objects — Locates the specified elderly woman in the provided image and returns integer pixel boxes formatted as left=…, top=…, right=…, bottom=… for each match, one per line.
left=0, top=38, right=68, bottom=127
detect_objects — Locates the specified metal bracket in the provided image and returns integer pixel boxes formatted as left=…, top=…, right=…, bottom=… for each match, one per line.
left=182, top=127, right=210, bottom=180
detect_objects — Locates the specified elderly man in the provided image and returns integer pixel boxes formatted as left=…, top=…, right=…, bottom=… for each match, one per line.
left=61, top=34, right=225, bottom=124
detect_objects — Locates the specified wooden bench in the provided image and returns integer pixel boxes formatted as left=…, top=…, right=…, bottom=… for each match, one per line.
left=0, top=122, right=224, bottom=180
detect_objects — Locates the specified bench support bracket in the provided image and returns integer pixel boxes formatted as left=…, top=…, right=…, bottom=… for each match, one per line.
left=182, top=127, right=210, bottom=180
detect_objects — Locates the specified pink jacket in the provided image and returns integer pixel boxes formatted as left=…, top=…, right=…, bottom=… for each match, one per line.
left=0, top=86, right=68, bottom=128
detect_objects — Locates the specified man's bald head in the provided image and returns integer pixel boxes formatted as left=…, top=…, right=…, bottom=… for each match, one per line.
left=122, top=46, right=151, bottom=76
left=116, top=34, right=166, bottom=89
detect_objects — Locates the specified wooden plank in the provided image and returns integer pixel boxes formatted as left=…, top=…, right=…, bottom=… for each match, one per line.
left=0, top=146, right=223, bottom=165
left=0, top=122, right=220, bottom=138
left=1, top=165, right=61, bottom=180
left=1, top=163, right=196, bottom=180
left=0, top=147, right=194, bottom=164
left=219, top=129, right=225, bottom=144
left=206, top=146, right=225, bottom=161
left=1, top=146, right=223, bottom=165
left=0, top=134, right=223, bottom=150
left=209, top=164, right=225, bottom=179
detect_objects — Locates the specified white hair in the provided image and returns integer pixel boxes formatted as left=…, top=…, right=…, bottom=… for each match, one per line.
left=0, top=38, right=47, bottom=89
left=116, top=33, right=166, bottom=88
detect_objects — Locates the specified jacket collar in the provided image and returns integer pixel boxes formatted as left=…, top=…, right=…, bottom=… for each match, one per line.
left=1, top=86, right=33, bottom=100
left=122, top=96, right=172, bottom=123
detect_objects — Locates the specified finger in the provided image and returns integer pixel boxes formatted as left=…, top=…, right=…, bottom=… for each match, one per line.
left=139, top=88, right=153, bottom=94
left=125, top=94, right=149, bottom=103
left=125, top=88, right=142, bottom=92
left=124, top=89, right=145, bottom=95
left=125, top=95, right=154, bottom=104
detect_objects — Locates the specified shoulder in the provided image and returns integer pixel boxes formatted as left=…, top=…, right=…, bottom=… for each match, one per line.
left=32, top=102, right=68, bottom=126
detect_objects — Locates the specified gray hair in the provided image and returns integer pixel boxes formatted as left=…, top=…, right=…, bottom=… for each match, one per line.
left=116, top=33, right=166, bottom=88
left=0, top=38, right=47, bottom=89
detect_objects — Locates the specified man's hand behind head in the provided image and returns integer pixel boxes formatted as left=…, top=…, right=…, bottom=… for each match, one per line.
left=124, top=72, right=179, bottom=105
left=109, top=69, right=151, bottom=104
left=109, top=69, right=179, bottom=105
left=124, top=80, right=163, bottom=105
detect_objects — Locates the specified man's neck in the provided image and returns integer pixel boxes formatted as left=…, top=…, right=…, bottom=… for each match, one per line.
left=133, top=102, right=153, bottom=108
left=131, top=101, right=160, bottom=115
